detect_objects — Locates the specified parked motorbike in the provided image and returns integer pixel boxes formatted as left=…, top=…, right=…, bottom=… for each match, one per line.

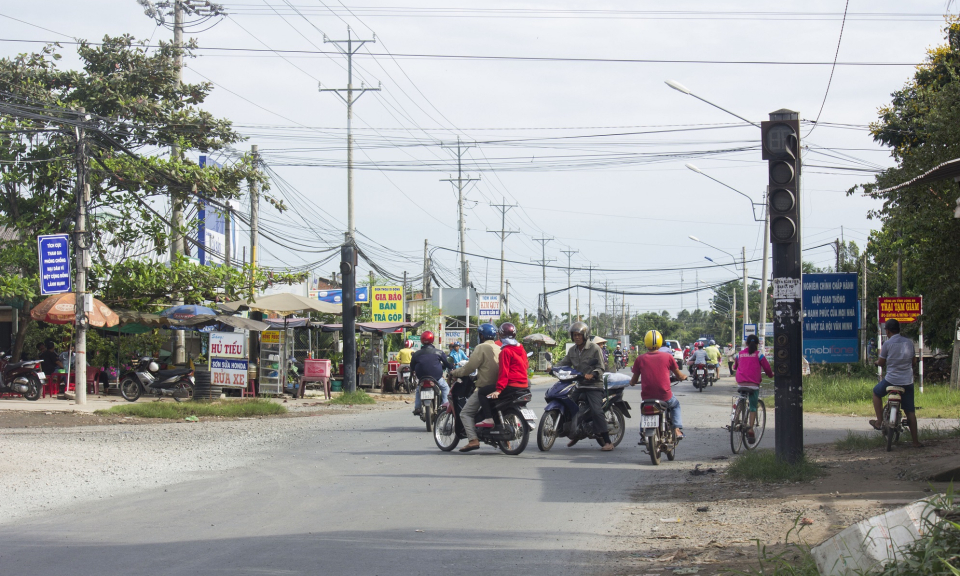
left=536, top=368, right=630, bottom=451
left=690, top=362, right=708, bottom=392
left=0, top=352, right=44, bottom=401
left=433, top=376, right=535, bottom=455
left=118, top=357, right=194, bottom=402
left=415, top=376, right=441, bottom=432
left=640, top=398, right=679, bottom=465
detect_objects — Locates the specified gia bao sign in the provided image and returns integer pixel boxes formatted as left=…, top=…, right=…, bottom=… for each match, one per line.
left=371, top=285, right=404, bottom=322
left=802, top=272, right=860, bottom=363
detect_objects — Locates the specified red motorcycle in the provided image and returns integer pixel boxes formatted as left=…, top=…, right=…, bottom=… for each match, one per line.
left=0, top=352, right=45, bottom=401
left=691, top=362, right=708, bottom=392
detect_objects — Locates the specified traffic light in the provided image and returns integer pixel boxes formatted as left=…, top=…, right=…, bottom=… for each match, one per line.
left=761, top=116, right=800, bottom=243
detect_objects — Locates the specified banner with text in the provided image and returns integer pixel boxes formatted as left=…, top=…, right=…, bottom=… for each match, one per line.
left=313, top=287, right=369, bottom=304
left=37, top=234, right=71, bottom=295
left=478, top=294, right=501, bottom=318
left=802, top=272, right=859, bottom=363
left=372, top=285, right=404, bottom=322
left=210, top=358, right=248, bottom=388
left=878, top=296, right=922, bottom=324
left=209, top=332, right=245, bottom=359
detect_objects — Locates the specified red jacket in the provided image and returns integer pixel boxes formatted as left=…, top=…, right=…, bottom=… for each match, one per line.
left=496, top=343, right=529, bottom=392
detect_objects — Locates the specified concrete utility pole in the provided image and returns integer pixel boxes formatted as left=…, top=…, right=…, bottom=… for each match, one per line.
left=759, top=204, right=770, bottom=348
left=422, top=240, right=431, bottom=297
left=487, top=197, right=518, bottom=304
left=319, top=27, right=380, bottom=240
left=585, top=263, right=597, bottom=329
left=249, top=145, right=259, bottom=294
left=531, top=236, right=555, bottom=326
left=441, top=137, right=479, bottom=287
left=74, top=108, right=89, bottom=405
left=742, top=246, right=749, bottom=332
left=560, top=249, right=578, bottom=324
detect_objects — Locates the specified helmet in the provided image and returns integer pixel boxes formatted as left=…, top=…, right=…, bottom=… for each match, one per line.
left=478, top=323, right=498, bottom=342
left=569, top=321, right=589, bottom=340
left=709, top=339, right=716, bottom=346
left=148, top=360, right=159, bottom=372
left=499, top=322, right=517, bottom=339
left=403, top=339, right=413, bottom=349
left=643, top=330, right=664, bottom=350
left=420, top=331, right=434, bottom=345
left=454, top=341, right=462, bottom=347
left=695, top=342, right=703, bottom=349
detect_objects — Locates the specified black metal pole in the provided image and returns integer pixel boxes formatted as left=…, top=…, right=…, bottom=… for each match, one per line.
left=341, top=238, right=357, bottom=393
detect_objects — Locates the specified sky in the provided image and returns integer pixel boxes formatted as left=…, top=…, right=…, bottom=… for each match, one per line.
left=2, top=1, right=952, bottom=320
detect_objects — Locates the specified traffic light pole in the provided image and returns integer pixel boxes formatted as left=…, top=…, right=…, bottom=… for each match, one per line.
left=763, top=109, right=804, bottom=464
left=341, top=237, right=358, bottom=393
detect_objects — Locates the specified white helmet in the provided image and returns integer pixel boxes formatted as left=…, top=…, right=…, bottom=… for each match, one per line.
left=148, top=361, right=159, bottom=372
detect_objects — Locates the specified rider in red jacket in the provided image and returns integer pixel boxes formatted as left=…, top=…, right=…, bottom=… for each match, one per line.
left=478, top=323, right=528, bottom=426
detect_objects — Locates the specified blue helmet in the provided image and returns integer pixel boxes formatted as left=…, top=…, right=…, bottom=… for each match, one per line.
left=478, top=323, right=498, bottom=342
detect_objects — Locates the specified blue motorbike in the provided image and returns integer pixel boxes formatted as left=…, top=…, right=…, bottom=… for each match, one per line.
left=536, top=368, right=631, bottom=451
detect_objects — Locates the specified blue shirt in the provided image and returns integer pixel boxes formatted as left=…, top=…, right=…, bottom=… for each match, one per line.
left=449, top=349, right=469, bottom=365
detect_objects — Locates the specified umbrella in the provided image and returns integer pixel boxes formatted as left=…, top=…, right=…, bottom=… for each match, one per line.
left=523, top=333, right=557, bottom=346
left=115, top=310, right=179, bottom=327
left=180, top=314, right=270, bottom=332
left=31, top=292, right=119, bottom=328
left=160, top=304, right=217, bottom=320
left=221, top=293, right=341, bottom=315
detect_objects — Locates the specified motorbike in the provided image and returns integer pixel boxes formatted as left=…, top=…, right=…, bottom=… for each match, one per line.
left=690, top=362, right=708, bottom=392
left=640, top=397, right=679, bottom=465
left=416, top=376, right=441, bottom=432
left=118, top=357, right=194, bottom=402
left=536, top=368, right=630, bottom=451
left=0, top=352, right=44, bottom=401
left=433, top=376, right=535, bottom=455
left=397, top=365, right=414, bottom=394
left=706, top=363, right=718, bottom=386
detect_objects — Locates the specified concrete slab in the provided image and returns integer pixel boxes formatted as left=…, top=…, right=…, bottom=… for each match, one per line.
left=910, top=454, right=960, bottom=482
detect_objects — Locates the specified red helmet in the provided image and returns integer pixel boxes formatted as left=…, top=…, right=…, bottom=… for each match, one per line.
left=499, top=322, right=517, bottom=339
left=695, top=342, right=703, bottom=349
left=403, top=339, right=413, bottom=349
left=420, top=331, right=435, bottom=345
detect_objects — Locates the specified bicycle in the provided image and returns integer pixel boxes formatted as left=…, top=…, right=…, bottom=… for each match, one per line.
left=728, top=382, right=767, bottom=454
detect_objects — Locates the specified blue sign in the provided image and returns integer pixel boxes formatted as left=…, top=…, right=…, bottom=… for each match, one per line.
left=316, top=287, right=369, bottom=304
left=802, top=273, right=859, bottom=363
left=197, top=156, right=227, bottom=266
left=37, top=234, right=71, bottom=295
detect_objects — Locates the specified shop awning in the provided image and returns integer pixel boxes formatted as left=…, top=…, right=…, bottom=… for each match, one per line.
left=311, top=321, right=423, bottom=334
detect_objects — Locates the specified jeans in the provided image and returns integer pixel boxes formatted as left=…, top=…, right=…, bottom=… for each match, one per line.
left=645, top=397, right=683, bottom=430
left=415, top=377, right=449, bottom=410
left=874, top=378, right=915, bottom=413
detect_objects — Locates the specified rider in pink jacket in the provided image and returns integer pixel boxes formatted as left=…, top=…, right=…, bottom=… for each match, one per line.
left=733, top=334, right=773, bottom=440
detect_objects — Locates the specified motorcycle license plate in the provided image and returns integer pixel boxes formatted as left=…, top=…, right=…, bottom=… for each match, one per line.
left=419, top=389, right=434, bottom=400
left=641, top=415, right=659, bottom=428
left=697, top=370, right=704, bottom=375
left=520, top=408, right=536, bottom=421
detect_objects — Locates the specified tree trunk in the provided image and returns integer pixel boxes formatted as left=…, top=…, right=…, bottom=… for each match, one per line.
left=952, top=318, right=960, bottom=389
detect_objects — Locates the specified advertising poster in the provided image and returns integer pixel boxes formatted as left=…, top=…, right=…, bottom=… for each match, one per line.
left=372, top=285, right=404, bottom=322
left=802, top=273, right=859, bottom=363
left=878, top=296, right=922, bottom=324
left=210, top=358, right=248, bottom=388
left=478, top=294, right=501, bottom=318
left=37, top=234, right=71, bottom=295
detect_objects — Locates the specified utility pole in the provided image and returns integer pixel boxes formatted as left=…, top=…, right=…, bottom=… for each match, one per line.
left=422, top=240, right=431, bottom=297
left=531, top=236, right=554, bottom=326
left=604, top=281, right=610, bottom=337
left=585, top=263, right=597, bottom=329
left=560, top=249, right=578, bottom=325
left=441, top=137, right=479, bottom=287
left=505, top=280, right=511, bottom=316
left=74, top=108, right=89, bottom=405
left=621, top=292, right=626, bottom=336
left=487, top=197, right=518, bottom=303
left=223, top=201, right=231, bottom=268
left=319, top=27, right=380, bottom=240
left=759, top=203, right=770, bottom=349
left=742, top=246, right=749, bottom=331
left=248, top=145, right=261, bottom=376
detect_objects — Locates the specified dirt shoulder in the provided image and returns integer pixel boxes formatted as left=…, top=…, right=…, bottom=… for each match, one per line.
left=600, top=439, right=954, bottom=575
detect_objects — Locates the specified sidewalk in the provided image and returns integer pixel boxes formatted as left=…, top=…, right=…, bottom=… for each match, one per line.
left=0, top=394, right=121, bottom=413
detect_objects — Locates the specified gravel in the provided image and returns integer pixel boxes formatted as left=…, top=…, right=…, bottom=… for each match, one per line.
left=0, top=403, right=402, bottom=525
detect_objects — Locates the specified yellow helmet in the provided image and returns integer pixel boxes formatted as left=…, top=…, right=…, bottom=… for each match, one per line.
left=643, top=330, right=664, bottom=350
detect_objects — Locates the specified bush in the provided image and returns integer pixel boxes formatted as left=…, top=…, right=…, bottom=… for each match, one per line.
left=328, top=390, right=375, bottom=405
left=96, top=398, right=286, bottom=419
left=725, top=450, right=823, bottom=483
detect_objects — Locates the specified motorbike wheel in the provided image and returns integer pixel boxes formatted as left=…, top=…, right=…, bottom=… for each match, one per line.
left=606, top=406, right=626, bottom=447
left=499, top=409, right=530, bottom=455
left=24, top=373, right=42, bottom=401
left=885, top=406, right=899, bottom=452
left=172, top=378, right=194, bottom=403
left=537, top=409, right=560, bottom=451
left=698, top=378, right=704, bottom=392
left=433, top=411, right=460, bottom=451
left=423, top=404, right=433, bottom=432
left=647, top=431, right=661, bottom=465
left=665, top=428, right=677, bottom=461
left=119, top=377, right=142, bottom=402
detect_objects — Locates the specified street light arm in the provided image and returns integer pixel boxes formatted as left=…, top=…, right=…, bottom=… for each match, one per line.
left=686, top=163, right=765, bottom=222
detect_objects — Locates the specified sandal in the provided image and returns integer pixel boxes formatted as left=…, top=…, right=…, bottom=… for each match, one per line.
left=459, top=443, right=480, bottom=452
left=869, top=419, right=882, bottom=431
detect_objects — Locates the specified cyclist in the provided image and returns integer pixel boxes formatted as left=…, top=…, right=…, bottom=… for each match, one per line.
left=705, top=339, right=722, bottom=380
left=733, top=334, right=773, bottom=442
left=871, top=318, right=922, bottom=448
left=554, top=321, right=613, bottom=451
left=629, top=330, right=686, bottom=439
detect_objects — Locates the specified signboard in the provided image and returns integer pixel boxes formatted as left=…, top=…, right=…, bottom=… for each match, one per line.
left=315, top=287, right=369, bottom=304
left=444, top=330, right=465, bottom=346
left=478, top=294, right=501, bottom=318
left=371, top=285, right=404, bottom=322
left=197, top=156, right=226, bottom=266
left=210, top=358, right=248, bottom=388
left=37, top=234, right=71, bottom=295
left=760, top=322, right=773, bottom=338
left=261, top=330, right=280, bottom=345
left=878, top=296, right=922, bottom=324
left=208, top=332, right=245, bottom=359
left=802, top=273, right=859, bottom=363
left=743, top=324, right=757, bottom=342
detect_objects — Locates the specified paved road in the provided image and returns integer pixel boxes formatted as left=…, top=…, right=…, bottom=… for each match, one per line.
left=0, top=372, right=865, bottom=576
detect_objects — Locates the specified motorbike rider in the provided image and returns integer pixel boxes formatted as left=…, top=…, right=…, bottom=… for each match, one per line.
left=397, top=339, right=414, bottom=388
left=613, top=344, right=624, bottom=369
left=705, top=339, right=722, bottom=380
left=410, top=331, right=453, bottom=415
left=688, top=342, right=708, bottom=370
left=629, top=329, right=687, bottom=439
left=554, top=322, right=614, bottom=451
left=449, top=341, right=469, bottom=366
left=447, top=323, right=501, bottom=452
left=477, top=322, right=530, bottom=428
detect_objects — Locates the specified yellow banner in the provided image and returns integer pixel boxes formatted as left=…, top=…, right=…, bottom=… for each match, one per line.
left=371, top=286, right=404, bottom=322
left=261, top=330, right=280, bottom=344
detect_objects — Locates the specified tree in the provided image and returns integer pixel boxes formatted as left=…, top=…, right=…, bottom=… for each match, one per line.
left=850, top=20, right=960, bottom=348
left=0, top=38, right=295, bottom=359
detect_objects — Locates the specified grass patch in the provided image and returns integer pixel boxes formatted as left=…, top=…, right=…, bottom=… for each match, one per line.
left=328, top=390, right=375, bottom=405
left=725, top=450, right=824, bottom=483
left=96, top=398, right=286, bottom=419
left=836, top=423, right=960, bottom=450
left=801, top=375, right=960, bottom=418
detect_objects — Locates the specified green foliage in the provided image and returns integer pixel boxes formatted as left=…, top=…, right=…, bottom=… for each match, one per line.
left=803, top=374, right=960, bottom=418
left=851, top=19, right=960, bottom=348
left=873, top=491, right=960, bottom=576
left=725, top=450, right=824, bottom=483
left=836, top=424, right=960, bottom=450
left=97, top=398, right=286, bottom=419
left=328, top=390, right=375, bottom=405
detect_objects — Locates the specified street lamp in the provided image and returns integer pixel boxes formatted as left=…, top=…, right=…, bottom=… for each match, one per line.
left=692, top=235, right=750, bottom=334
left=701, top=278, right=737, bottom=348
left=666, top=80, right=761, bottom=128
left=686, top=164, right=765, bottom=222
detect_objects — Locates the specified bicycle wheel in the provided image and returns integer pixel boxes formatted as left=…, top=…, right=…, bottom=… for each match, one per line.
left=746, top=400, right=766, bottom=450
left=730, top=400, right=745, bottom=454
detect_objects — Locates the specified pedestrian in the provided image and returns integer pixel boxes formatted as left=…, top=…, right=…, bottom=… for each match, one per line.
left=724, top=342, right=736, bottom=376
